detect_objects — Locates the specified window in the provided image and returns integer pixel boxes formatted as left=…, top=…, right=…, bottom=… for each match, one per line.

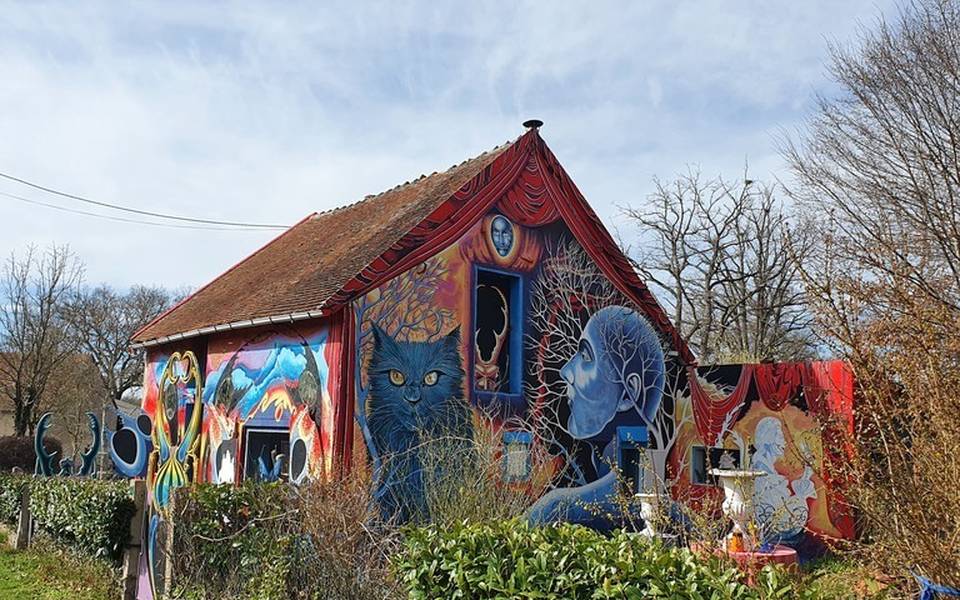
left=617, top=426, right=649, bottom=495
left=502, top=431, right=533, bottom=482
left=474, top=269, right=522, bottom=394
left=690, top=445, right=742, bottom=486
left=243, top=428, right=290, bottom=482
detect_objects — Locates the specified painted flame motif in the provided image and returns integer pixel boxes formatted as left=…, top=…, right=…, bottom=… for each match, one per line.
left=475, top=284, right=509, bottom=391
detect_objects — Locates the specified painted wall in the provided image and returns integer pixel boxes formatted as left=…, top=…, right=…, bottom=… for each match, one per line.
left=203, top=324, right=338, bottom=485
left=351, top=207, right=680, bottom=527
left=669, top=361, right=856, bottom=556
left=348, top=203, right=855, bottom=556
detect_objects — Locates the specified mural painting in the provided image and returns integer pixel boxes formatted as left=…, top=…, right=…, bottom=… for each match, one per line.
left=203, top=325, right=335, bottom=486
left=352, top=210, right=675, bottom=528
left=141, top=349, right=203, bottom=599
left=668, top=361, right=856, bottom=556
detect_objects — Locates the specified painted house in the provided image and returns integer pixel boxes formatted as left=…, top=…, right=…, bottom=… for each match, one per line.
left=129, top=123, right=854, bottom=591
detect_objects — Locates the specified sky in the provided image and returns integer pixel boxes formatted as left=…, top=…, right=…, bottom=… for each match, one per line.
left=0, top=1, right=898, bottom=291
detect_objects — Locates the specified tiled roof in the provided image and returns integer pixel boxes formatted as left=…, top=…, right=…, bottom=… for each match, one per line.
left=132, top=142, right=513, bottom=345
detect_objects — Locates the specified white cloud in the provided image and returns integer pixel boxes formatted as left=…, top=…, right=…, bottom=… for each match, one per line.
left=0, top=1, right=896, bottom=288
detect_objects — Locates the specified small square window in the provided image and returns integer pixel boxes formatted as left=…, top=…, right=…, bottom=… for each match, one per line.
left=244, top=428, right=290, bottom=482
left=690, top=445, right=741, bottom=486
left=502, top=431, right=533, bottom=482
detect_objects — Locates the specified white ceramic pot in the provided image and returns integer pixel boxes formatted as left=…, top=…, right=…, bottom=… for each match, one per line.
left=709, top=469, right=765, bottom=551
left=635, top=492, right=659, bottom=538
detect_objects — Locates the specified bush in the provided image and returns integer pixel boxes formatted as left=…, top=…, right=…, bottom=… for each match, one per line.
left=29, top=477, right=136, bottom=561
left=172, top=481, right=294, bottom=599
left=0, top=434, right=61, bottom=472
left=395, top=520, right=815, bottom=600
left=0, top=472, right=29, bottom=524
left=172, top=474, right=401, bottom=600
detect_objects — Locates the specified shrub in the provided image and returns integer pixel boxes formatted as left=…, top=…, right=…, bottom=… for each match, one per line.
left=0, top=472, right=29, bottom=524
left=0, top=434, right=61, bottom=472
left=395, top=520, right=815, bottom=600
left=172, top=473, right=402, bottom=600
left=29, top=477, right=136, bottom=561
left=171, top=481, right=294, bottom=599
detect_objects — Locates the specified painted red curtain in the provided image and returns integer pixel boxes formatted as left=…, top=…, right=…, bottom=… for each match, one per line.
left=754, top=362, right=803, bottom=412
left=800, top=360, right=857, bottom=539
left=688, top=364, right=755, bottom=446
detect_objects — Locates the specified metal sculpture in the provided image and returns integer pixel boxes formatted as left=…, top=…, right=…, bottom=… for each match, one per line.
left=34, top=411, right=101, bottom=477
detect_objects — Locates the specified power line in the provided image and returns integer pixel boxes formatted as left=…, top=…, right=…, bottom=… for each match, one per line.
left=0, top=171, right=289, bottom=230
left=0, top=190, right=275, bottom=232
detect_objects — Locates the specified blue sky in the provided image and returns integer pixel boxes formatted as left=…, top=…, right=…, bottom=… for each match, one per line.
left=0, top=1, right=896, bottom=289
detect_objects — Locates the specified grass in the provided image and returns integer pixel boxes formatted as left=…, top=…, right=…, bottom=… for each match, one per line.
left=800, top=556, right=896, bottom=599
left=0, top=530, right=118, bottom=600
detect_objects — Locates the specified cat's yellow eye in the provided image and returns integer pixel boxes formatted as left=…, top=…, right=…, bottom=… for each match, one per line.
left=389, top=370, right=406, bottom=386
left=423, top=371, right=439, bottom=386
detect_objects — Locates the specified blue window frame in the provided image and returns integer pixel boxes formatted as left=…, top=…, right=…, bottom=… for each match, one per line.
left=473, top=267, right=523, bottom=398
left=617, top=426, right=649, bottom=495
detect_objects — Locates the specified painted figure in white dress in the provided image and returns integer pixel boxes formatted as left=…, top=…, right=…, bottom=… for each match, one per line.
left=750, top=416, right=817, bottom=542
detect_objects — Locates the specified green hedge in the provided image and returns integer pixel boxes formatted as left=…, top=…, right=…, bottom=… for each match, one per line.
left=0, top=473, right=29, bottom=524
left=395, top=520, right=815, bottom=600
left=29, top=477, right=136, bottom=561
left=172, top=481, right=294, bottom=599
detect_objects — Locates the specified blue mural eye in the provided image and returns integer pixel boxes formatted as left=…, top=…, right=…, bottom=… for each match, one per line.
left=389, top=369, right=406, bottom=386
left=579, top=341, right=593, bottom=362
left=423, top=371, right=439, bottom=386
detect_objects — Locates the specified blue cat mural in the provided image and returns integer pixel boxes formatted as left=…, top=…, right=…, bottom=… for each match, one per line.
left=367, top=325, right=472, bottom=523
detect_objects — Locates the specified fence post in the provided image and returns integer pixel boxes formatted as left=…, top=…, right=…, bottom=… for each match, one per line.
left=120, top=480, right=146, bottom=600
left=14, top=482, right=31, bottom=550
left=161, top=489, right=176, bottom=600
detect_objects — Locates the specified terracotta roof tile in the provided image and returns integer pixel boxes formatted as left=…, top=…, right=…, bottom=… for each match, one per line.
left=133, top=141, right=514, bottom=344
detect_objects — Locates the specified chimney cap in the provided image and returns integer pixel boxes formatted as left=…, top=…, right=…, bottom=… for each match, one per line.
left=523, top=119, right=544, bottom=130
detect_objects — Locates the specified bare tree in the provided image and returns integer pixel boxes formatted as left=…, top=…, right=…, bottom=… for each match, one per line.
left=64, top=284, right=179, bottom=410
left=0, top=245, right=84, bottom=435
left=623, top=172, right=814, bottom=363
left=783, top=0, right=960, bottom=587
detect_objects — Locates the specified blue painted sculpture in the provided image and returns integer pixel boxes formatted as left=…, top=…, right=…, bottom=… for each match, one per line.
left=34, top=411, right=101, bottom=477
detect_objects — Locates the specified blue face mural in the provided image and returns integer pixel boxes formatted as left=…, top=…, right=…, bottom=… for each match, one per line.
left=528, top=305, right=666, bottom=528
left=490, top=215, right=515, bottom=257
left=367, top=325, right=471, bottom=523
left=562, top=305, right=666, bottom=439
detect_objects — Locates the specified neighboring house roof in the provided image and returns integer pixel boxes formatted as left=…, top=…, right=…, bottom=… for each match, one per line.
left=132, top=126, right=695, bottom=364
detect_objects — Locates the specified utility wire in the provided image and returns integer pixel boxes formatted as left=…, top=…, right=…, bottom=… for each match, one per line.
left=0, top=171, right=289, bottom=229
left=0, top=190, right=274, bottom=232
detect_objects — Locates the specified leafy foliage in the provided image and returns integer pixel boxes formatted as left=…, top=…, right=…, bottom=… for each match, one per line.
left=395, top=520, right=815, bottom=600
left=0, top=435, right=61, bottom=473
left=29, top=477, right=136, bottom=562
left=0, top=473, right=29, bottom=524
left=172, top=477, right=402, bottom=600
left=172, top=481, right=293, bottom=599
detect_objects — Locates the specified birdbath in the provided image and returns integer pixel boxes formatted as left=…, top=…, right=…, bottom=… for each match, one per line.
left=709, top=469, right=765, bottom=552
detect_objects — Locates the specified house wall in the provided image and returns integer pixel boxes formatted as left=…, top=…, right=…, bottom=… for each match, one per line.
left=138, top=317, right=342, bottom=487
left=350, top=207, right=685, bottom=527
left=670, top=361, right=856, bottom=555
left=346, top=203, right=855, bottom=556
